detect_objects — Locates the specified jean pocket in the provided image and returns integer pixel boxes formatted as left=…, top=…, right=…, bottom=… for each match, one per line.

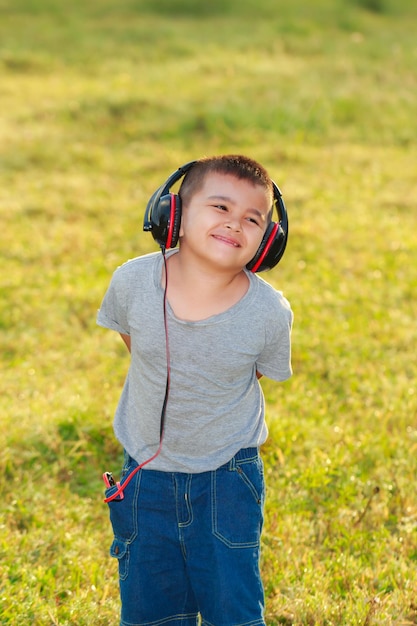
left=110, top=538, right=130, bottom=581
left=106, top=464, right=142, bottom=543
left=212, top=457, right=265, bottom=548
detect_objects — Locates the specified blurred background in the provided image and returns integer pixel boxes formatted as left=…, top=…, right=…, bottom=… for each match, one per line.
left=1, top=0, right=416, bottom=624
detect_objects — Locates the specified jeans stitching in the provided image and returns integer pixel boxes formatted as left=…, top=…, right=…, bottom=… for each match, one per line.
left=121, top=612, right=199, bottom=626
left=211, top=461, right=263, bottom=549
left=110, top=467, right=141, bottom=543
left=202, top=618, right=265, bottom=626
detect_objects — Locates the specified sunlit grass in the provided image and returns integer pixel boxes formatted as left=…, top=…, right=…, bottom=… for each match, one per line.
left=1, top=0, right=417, bottom=623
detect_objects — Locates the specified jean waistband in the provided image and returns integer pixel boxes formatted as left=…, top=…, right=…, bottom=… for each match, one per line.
left=123, top=446, right=259, bottom=473
left=221, top=447, right=259, bottom=470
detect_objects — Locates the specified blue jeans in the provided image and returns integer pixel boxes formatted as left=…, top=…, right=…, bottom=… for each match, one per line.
left=105, top=448, right=266, bottom=626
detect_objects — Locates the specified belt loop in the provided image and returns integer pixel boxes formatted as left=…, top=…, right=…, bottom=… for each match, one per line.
left=228, top=455, right=236, bottom=471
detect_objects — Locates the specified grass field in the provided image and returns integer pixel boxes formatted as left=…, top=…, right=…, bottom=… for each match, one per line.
left=1, top=0, right=417, bottom=623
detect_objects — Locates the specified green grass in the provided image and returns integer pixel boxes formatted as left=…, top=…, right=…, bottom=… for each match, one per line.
left=1, top=0, right=416, bottom=623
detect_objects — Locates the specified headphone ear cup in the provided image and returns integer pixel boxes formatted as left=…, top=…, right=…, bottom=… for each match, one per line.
left=246, top=221, right=287, bottom=273
left=143, top=192, right=182, bottom=249
left=143, top=160, right=196, bottom=250
left=246, top=223, right=276, bottom=273
left=167, top=194, right=182, bottom=248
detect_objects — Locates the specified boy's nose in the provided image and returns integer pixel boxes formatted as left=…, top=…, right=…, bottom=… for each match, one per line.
left=225, top=217, right=242, bottom=231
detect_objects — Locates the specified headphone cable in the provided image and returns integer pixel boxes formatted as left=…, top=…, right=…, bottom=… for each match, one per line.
left=159, top=247, right=170, bottom=437
left=103, top=248, right=170, bottom=503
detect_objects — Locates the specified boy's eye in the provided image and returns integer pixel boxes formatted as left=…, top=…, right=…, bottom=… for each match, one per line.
left=215, top=204, right=228, bottom=211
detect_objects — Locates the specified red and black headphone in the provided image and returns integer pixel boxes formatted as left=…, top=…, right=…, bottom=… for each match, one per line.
left=143, top=161, right=288, bottom=272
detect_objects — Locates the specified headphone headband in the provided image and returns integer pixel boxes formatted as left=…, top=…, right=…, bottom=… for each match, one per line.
left=143, top=161, right=288, bottom=271
left=158, top=161, right=197, bottom=198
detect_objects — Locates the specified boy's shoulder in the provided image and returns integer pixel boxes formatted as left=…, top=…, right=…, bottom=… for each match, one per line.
left=249, top=271, right=292, bottom=314
left=113, top=251, right=161, bottom=277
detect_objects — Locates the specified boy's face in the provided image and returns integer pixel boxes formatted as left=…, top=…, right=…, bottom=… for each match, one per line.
left=179, top=172, right=271, bottom=271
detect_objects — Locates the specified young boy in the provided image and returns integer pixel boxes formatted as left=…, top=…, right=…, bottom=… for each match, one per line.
left=97, top=155, right=293, bottom=626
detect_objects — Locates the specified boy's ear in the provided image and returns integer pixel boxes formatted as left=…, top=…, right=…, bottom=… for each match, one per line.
left=179, top=217, right=185, bottom=238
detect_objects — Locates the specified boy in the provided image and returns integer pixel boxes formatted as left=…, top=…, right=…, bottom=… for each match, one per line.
left=97, top=155, right=293, bottom=626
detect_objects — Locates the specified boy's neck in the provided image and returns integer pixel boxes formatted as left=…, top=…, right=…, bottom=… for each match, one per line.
left=163, top=250, right=250, bottom=322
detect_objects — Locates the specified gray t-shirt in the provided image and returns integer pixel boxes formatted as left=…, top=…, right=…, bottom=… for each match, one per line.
left=97, top=250, right=293, bottom=472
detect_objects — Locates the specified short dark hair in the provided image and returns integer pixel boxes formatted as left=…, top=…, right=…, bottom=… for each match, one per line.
left=178, top=155, right=274, bottom=214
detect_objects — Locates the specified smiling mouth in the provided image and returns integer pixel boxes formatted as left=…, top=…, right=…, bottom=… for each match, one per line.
left=212, top=234, right=241, bottom=247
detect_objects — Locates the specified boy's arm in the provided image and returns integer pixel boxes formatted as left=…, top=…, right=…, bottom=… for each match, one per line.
left=120, top=333, right=131, bottom=353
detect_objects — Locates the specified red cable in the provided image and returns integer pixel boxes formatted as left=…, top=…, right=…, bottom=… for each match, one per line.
left=103, top=249, right=170, bottom=503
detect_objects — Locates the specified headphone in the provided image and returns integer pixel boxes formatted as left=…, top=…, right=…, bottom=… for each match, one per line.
left=143, top=160, right=288, bottom=272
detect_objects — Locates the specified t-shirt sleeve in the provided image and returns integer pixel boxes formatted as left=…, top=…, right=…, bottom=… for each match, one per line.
left=256, top=297, right=293, bottom=381
left=96, top=267, right=130, bottom=335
